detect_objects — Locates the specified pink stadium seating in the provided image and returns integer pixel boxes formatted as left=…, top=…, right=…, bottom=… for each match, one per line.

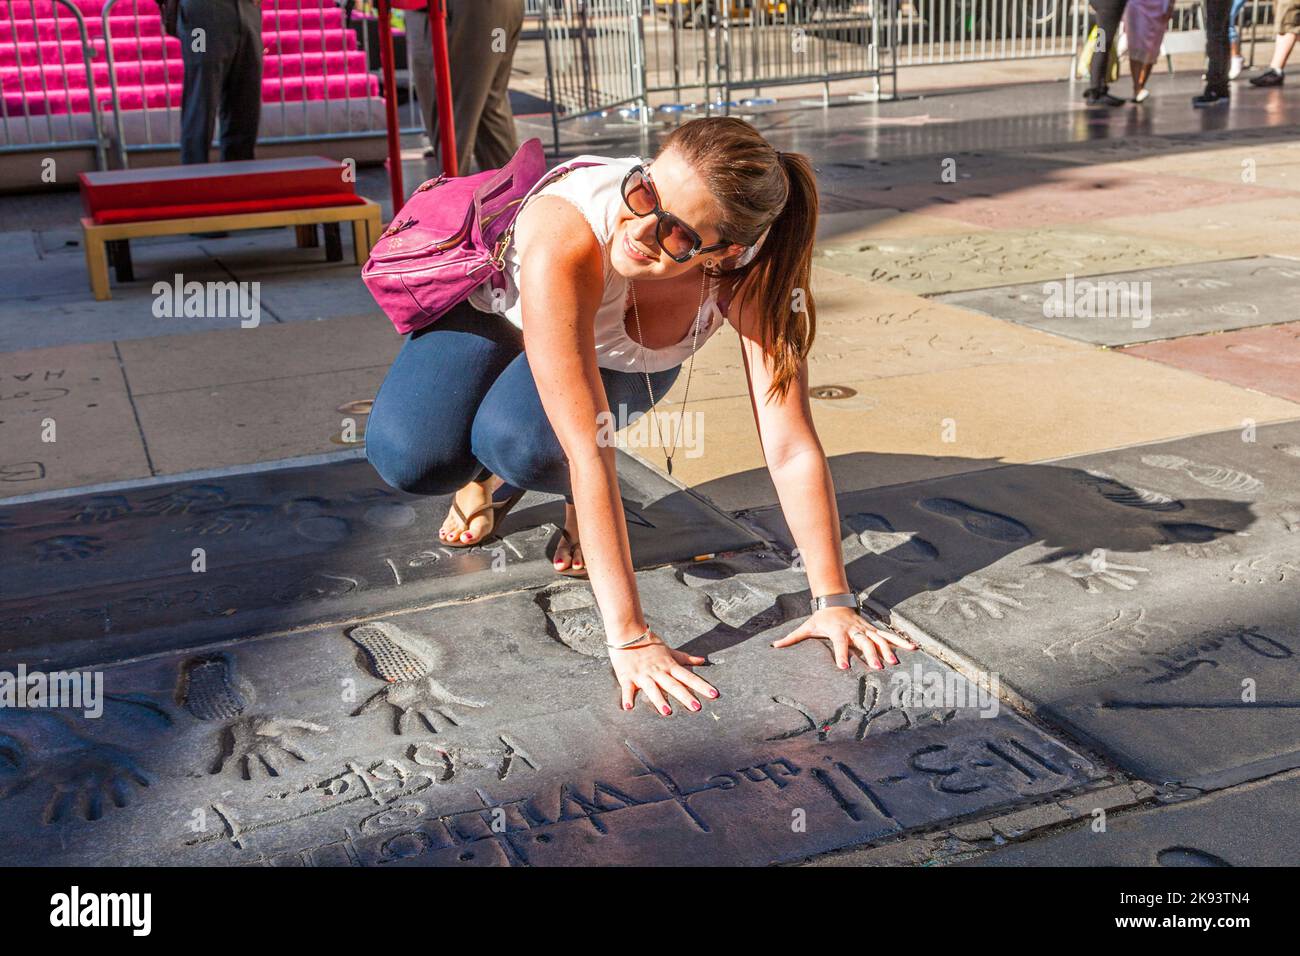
left=0, top=0, right=383, bottom=124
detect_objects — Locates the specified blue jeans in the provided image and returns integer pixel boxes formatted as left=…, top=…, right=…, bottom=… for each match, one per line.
left=1229, top=0, right=1246, bottom=45
left=365, top=300, right=681, bottom=504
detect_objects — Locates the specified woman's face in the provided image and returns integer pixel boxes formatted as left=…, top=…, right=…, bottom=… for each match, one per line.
left=609, top=149, right=745, bottom=280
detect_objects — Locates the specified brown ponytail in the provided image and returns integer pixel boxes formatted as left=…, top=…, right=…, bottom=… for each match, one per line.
left=659, top=116, right=818, bottom=403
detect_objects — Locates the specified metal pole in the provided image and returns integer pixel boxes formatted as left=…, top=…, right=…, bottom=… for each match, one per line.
left=378, top=0, right=405, bottom=208
left=541, top=0, right=560, bottom=157
left=430, top=0, right=458, bottom=176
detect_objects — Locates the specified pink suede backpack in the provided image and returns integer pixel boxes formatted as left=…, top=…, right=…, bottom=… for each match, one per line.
left=362, top=137, right=602, bottom=335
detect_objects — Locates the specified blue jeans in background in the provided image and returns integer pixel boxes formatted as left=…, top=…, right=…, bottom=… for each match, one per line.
left=366, top=300, right=680, bottom=505
left=1229, top=0, right=1247, bottom=45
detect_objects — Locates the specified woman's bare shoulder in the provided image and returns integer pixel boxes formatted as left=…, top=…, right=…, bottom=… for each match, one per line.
left=515, top=194, right=603, bottom=270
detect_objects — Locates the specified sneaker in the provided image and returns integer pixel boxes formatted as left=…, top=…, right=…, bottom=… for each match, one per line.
left=1229, top=55, right=1244, bottom=80
left=1249, top=68, right=1285, bottom=87
left=1084, top=88, right=1125, bottom=107
left=1133, top=88, right=1150, bottom=104
left=1192, top=86, right=1230, bottom=107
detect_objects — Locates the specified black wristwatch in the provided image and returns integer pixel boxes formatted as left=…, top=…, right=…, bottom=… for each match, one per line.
left=810, top=591, right=858, bottom=613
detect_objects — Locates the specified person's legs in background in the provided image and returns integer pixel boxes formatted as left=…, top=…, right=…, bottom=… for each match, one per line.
left=1196, top=0, right=1234, bottom=103
left=1229, top=0, right=1248, bottom=78
left=177, top=0, right=234, bottom=164
left=217, top=0, right=262, bottom=162
left=431, top=0, right=524, bottom=174
left=471, top=350, right=681, bottom=570
left=403, top=8, right=439, bottom=156
left=472, top=0, right=524, bottom=172
left=1086, top=0, right=1129, bottom=104
left=1250, top=0, right=1300, bottom=85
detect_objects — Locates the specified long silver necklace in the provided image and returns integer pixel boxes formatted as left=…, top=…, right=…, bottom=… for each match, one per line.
left=628, top=265, right=710, bottom=476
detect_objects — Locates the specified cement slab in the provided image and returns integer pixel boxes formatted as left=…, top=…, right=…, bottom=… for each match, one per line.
left=821, top=168, right=1286, bottom=232
left=1124, top=321, right=1300, bottom=404
left=661, top=346, right=1300, bottom=512
left=130, top=364, right=391, bottom=474
left=814, top=229, right=1233, bottom=295
left=1096, top=197, right=1300, bottom=257
left=0, top=454, right=760, bottom=670
left=117, top=313, right=399, bottom=397
left=0, top=341, right=152, bottom=495
left=935, top=256, right=1300, bottom=346
left=738, top=421, right=1300, bottom=790
left=966, top=770, right=1300, bottom=866
left=0, top=552, right=1101, bottom=866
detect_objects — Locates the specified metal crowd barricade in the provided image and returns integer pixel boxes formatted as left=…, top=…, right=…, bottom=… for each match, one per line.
left=0, top=0, right=108, bottom=168
left=712, top=1, right=897, bottom=106
left=101, top=0, right=410, bottom=168
left=891, top=0, right=1085, bottom=67
left=539, top=0, right=646, bottom=154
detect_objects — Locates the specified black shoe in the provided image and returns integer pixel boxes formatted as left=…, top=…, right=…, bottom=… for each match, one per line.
left=1249, top=68, right=1285, bottom=87
left=1083, top=88, right=1125, bottom=107
left=1192, top=87, right=1230, bottom=108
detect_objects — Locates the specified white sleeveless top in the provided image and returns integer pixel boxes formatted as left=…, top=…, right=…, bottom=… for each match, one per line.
left=465, top=155, right=728, bottom=373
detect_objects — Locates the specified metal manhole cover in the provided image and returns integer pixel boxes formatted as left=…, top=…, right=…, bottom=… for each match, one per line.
left=809, top=385, right=857, bottom=400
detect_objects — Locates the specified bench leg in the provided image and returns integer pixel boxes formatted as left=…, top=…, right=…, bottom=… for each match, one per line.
left=352, top=218, right=370, bottom=266
left=323, top=222, right=343, bottom=262
left=84, top=231, right=111, bottom=301
left=107, top=239, right=134, bottom=283
left=295, top=224, right=319, bottom=248
left=361, top=207, right=381, bottom=259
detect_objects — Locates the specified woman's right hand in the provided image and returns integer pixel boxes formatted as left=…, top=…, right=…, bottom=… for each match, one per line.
left=610, top=634, right=718, bottom=716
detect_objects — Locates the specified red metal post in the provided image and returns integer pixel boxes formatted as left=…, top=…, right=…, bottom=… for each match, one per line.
left=377, top=0, right=405, bottom=210
left=429, top=0, right=457, bottom=177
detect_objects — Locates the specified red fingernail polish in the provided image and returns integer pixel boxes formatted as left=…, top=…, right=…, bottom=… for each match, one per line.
left=690, top=701, right=700, bottom=711
left=662, top=706, right=671, bottom=715
left=624, top=702, right=632, bottom=710
left=708, top=689, right=719, bottom=699
left=840, top=662, right=849, bottom=669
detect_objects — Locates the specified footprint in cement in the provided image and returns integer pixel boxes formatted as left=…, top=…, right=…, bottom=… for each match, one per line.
left=917, top=498, right=1032, bottom=543
left=1275, top=443, right=1300, bottom=459
left=178, top=654, right=250, bottom=721
left=1080, top=470, right=1184, bottom=513
left=843, top=512, right=939, bottom=562
left=1141, top=454, right=1261, bottom=495
left=347, top=621, right=435, bottom=683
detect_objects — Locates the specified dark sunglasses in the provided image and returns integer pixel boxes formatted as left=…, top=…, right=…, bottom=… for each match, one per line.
left=620, top=164, right=733, bottom=264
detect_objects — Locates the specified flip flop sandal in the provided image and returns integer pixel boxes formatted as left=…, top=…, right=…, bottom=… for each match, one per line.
left=552, top=526, right=588, bottom=578
left=442, top=486, right=526, bottom=549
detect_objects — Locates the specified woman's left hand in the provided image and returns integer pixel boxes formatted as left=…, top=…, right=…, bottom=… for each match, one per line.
left=772, top=606, right=918, bottom=671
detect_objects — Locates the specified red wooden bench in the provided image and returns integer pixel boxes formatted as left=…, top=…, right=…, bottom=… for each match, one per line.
left=78, top=157, right=382, bottom=300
